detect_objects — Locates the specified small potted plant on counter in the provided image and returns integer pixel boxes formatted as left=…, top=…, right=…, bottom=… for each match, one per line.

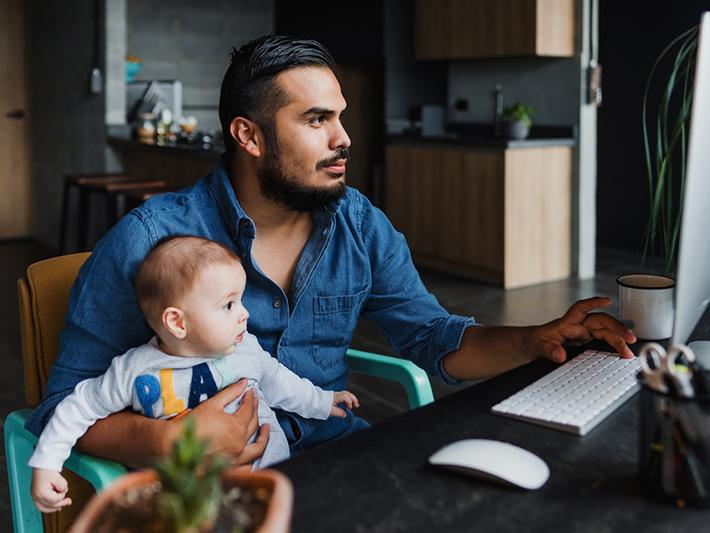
left=501, top=102, right=536, bottom=140
left=70, top=420, right=293, bottom=533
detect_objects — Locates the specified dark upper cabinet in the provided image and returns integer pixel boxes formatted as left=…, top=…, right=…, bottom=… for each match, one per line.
left=414, top=0, right=575, bottom=59
left=274, top=0, right=384, bottom=60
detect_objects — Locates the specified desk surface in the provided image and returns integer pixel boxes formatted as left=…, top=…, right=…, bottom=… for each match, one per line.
left=275, top=344, right=709, bottom=532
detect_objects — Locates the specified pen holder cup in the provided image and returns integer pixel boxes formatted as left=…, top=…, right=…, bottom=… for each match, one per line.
left=639, top=380, right=710, bottom=506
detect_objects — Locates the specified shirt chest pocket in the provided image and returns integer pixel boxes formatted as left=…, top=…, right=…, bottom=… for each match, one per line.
left=311, top=289, right=368, bottom=371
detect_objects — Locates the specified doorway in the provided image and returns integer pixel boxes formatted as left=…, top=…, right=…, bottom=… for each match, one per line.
left=0, top=0, right=30, bottom=239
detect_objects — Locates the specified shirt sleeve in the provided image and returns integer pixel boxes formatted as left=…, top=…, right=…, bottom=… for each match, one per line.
left=26, top=212, right=156, bottom=437
left=28, top=351, right=134, bottom=471
left=243, top=334, right=334, bottom=419
left=355, top=192, right=477, bottom=385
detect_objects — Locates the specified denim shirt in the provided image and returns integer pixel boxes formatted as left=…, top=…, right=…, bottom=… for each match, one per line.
left=27, top=155, right=475, bottom=449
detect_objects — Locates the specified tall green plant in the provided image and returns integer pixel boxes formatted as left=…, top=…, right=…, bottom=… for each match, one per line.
left=641, top=25, right=699, bottom=275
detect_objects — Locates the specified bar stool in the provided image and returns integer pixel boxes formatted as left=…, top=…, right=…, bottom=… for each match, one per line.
left=58, top=173, right=167, bottom=254
left=122, top=187, right=170, bottom=215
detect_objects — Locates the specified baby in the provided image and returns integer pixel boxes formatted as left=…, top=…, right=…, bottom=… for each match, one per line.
left=30, top=235, right=358, bottom=513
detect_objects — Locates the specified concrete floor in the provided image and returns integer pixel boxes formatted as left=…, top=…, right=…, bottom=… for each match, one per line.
left=0, top=239, right=644, bottom=530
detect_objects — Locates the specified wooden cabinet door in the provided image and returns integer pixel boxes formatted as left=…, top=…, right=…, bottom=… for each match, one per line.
left=0, top=0, right=30, bottom=238
left=385, top=144, right=571, bottom=288
left=414, top=0, right=574, bottom=59
left=385, top=145, right=505, bottom=283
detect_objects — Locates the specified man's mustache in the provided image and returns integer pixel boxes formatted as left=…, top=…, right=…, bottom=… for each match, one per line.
left=316, top=148, right=350, bottom=170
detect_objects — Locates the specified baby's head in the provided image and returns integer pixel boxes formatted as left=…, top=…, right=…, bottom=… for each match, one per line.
left=135, top=236, right=249, bottom=356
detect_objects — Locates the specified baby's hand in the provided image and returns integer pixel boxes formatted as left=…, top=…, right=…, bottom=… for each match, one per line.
left=31, top=469, right=72, bottom=513
left=331, top=390, right=360, bottom=418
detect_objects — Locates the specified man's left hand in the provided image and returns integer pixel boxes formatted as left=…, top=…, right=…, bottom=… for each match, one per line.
left=531, top=297, right=637, bottom=363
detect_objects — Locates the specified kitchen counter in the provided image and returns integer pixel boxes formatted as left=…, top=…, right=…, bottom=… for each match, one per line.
left=106, top=125, right=221, bottom=189
left=388, top=123, right=576, bottom=149
left=106, top=125, right=224, bottom=159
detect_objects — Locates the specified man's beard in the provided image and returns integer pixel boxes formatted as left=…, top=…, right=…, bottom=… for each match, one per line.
left=256, top=129, right=348, bottom=212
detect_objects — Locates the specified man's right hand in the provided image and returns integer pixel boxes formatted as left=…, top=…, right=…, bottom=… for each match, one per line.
left=167, top=379, right=269, bottom=465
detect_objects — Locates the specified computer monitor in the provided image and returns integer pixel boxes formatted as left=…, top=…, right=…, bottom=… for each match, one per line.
left=671, top=12, right=710, bottom=359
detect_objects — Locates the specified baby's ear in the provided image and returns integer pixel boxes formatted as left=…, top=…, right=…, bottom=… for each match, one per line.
left=163, top=307, right=187, bottom=339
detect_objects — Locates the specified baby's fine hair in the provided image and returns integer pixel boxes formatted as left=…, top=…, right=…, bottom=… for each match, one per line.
left=134, top=235, right=241, bottom=330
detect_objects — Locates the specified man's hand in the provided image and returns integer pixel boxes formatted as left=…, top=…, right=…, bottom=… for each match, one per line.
left=531, top=297, right=637, bottom=362
left=31, top=469, right=71, bottom=513
left=331, top=391, right=360, bottom=418
left=167, top=379, right=268, bottom=465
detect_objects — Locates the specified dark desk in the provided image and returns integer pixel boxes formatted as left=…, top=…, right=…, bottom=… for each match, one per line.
left=275, top=345, right=709, bottom=532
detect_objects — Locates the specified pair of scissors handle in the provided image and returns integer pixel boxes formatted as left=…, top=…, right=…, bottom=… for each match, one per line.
left=639, top=342, right=696, bottom=396
left=639, top=342, right=695, bottom=377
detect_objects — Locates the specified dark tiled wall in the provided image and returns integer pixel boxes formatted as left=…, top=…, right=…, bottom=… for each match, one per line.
left=127, top=0, right=273, bottom=133
left=29, top=0, right=107, bottom=250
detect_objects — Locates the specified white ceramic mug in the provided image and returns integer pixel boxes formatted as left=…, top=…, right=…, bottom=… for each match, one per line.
left=617, top=274, right=675, bottom=340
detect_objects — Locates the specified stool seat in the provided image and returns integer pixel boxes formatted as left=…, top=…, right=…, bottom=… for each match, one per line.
left=81, top=179, right=166, bottom=193
left=59, top=173, right=168, bottom=254
left=124, top=188, right=167, bottom=203
left=64, top=173, right=135, bottom=186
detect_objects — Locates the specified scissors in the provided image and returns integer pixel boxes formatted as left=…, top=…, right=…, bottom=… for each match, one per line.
left=639, top=342, right=696, bottom=398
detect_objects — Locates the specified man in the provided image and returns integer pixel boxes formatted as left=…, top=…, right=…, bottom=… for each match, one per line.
left=28, top=36, right=636, bottom=467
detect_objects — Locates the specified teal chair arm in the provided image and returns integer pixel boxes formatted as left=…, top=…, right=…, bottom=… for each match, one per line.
left=4, top=409, right=127, bottom=533
left=346, top=349, right=434, bottom=409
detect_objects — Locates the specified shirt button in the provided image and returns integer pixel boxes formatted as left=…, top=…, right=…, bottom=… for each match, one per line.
left=273, top=298, right=283, bottom=309
left=240, top=250, right=247, bottom=258
left=439, top=345, right=445, bottom=352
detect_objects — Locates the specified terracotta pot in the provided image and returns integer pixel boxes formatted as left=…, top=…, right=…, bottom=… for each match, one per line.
left=69, top=468, right=293, bottom=533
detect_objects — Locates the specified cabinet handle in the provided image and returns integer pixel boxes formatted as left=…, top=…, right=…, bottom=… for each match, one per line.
left=5, top=109, right=25, bottom=119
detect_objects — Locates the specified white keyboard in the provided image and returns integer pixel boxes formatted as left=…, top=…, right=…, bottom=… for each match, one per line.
left=491, top=350, right=640, bottom=436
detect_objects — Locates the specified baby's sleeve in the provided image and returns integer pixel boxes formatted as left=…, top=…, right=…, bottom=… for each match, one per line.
left=28, top=351, right=134, bottom=471
left=245, top=335, right=334, bottom=420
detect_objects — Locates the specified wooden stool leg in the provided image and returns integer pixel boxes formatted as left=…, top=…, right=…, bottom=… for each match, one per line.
left=78, top=189, right=91, bottom=252
left=106, top=192, right=119, bottom=232
left=58, top=181, right=71, bottom=255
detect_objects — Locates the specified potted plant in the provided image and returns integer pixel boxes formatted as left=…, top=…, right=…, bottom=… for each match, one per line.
left=70, top=420, right=293, bottom=533
left=501, top=102, right=536, bottom=140
left=641, top=24, right=699, bottom=275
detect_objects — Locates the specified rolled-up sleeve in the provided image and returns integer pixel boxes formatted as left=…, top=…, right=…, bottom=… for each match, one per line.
left=357, top=195, right=476, bottom=385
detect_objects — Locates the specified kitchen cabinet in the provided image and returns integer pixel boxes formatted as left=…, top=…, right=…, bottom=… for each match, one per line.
left=414, top=0, right=575, bottom=59
left=385, top=144, right=571, bottom=288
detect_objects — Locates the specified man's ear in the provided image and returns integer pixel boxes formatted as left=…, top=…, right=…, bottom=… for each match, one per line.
left=162, top=307, right=187, bottom=340
left=230, top=117, right=262, bottom=157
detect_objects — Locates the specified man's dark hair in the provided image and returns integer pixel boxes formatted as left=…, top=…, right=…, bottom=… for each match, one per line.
left=219, top=35, right=335, bottom=158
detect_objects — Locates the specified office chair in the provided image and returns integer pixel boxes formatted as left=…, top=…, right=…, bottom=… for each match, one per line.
left=4, top=253, right=434, bottom=533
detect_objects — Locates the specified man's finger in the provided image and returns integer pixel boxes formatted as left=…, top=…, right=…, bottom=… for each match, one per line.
left=563, top=297, right=612, bottom=322
left=590, top=328, right=635, bottom=358
left=538, top=340, right=567, bottom=363
left=211, top=379, right=249, bottom=408
left=558, top=323, right=593, bottom=342
left=238, top=424, right=270, bottom=464
left=584, top=313, right=637, bottom=343
left=232, top=389, right=259, bottom=437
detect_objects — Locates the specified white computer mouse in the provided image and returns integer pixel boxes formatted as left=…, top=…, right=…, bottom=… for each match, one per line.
left=428, top=439, right=550, bottom=490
